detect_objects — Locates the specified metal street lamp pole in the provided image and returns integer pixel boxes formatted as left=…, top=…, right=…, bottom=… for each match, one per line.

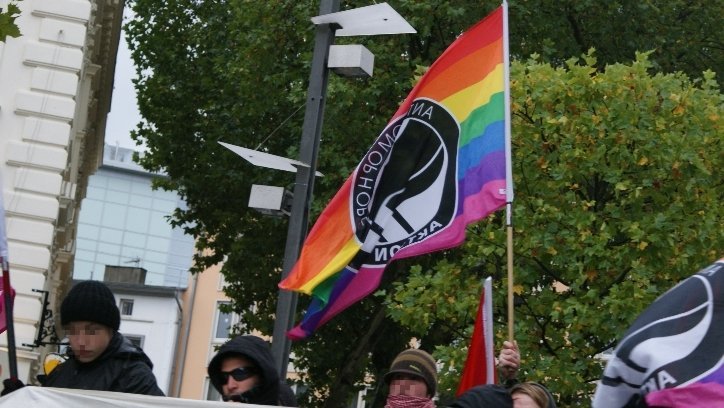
left=270, top=0, right=340, bottom=379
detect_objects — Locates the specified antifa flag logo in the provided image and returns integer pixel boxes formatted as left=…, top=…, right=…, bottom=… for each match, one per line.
left=595, top=261, right=724, bottom=407
left=351, top=98, right=459, bottom=265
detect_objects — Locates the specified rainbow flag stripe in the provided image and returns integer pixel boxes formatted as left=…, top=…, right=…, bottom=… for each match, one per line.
left=280, top=6, right=508, bottom=339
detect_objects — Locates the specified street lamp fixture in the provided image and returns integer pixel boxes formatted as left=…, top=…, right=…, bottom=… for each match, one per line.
left=219, top=1, right=414, bottom=378
left=270, top=1, right=415, bottom=379
left=328, top=45, right=375, bottom=78
left=310, top=2, right=415, bottom=37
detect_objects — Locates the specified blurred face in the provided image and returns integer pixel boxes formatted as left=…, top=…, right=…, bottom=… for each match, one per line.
left=65, top=321, right=113, bottom=363
left=512, top=392, right=542, bottom=408
left=220, top=356, right=260, bottom=399
left=389, top=373, right=429, bottom=398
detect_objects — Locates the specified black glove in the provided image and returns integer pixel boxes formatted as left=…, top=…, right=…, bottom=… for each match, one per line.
left=1, top=378, right=25, bottom=396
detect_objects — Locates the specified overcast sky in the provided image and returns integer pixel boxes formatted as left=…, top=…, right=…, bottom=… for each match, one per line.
left=105, top=8, right=145, bottom=152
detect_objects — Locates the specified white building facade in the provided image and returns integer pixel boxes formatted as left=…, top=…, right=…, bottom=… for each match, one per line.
left=0, top=0, right=124, bottom=383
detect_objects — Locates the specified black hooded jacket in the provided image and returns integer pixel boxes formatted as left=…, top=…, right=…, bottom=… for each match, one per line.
left=41, top=332, right=164, bottom=396
left=207, top=335, right=297, bottom=406
left=447, top=385, right=513, bottom=408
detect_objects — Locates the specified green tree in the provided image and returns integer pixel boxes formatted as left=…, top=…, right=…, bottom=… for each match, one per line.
left=505, top=0, right=723, bottom=78
left=0, top=1, right=21, bottom=42
left=126, top=1, right=417, bottom=405
left=125, top=0, right=722, bottom=405
left=388, top=53, right=722, bottom=405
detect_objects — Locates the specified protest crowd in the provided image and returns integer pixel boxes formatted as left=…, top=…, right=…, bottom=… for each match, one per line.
left=2, top=258, right=722, bottom=407
left=0, top=1, right=721, bottom=407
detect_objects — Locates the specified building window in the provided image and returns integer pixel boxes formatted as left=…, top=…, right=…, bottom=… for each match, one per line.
left=218, top=273, right=226, bottom=291
left=125, top=334, right=144, bottom=349
left=214, top=302, right=233, bottom=340
left=348, top=387, right=370, bottom=408
left=119, top=298, right=134, bottom=316
left=205, top=378, right=222, bottom=401
left=293, top=383, right=309, bottom=399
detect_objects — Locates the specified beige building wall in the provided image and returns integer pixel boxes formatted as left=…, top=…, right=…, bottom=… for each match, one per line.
left=171, top=262, right=230, bottom=399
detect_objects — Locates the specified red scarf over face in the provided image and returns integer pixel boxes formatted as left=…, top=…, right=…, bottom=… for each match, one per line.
left=385, top=394, right=436, bottom=408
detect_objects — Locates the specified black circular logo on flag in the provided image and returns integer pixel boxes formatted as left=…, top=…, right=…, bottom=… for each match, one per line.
left=351, top=98, right=460, bottom=265
left=594, top=261, right=723, bottom=407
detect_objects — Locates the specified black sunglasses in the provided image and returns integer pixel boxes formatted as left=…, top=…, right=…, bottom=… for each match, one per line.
left=219, top=367, right=258, bottom=383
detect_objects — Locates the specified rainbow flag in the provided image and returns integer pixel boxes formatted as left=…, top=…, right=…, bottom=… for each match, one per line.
left=280, top=5, right=511, bottom=340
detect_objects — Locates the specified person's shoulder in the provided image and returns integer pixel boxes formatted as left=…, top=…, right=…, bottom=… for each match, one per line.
left=277, top=381, right=298, bottom=407
left=447, top=385, right=512, bottom=408
left=115, top=353, right=155, bottom=373
left=111, top=336, right=155, bottom=367
left=40, top=359, right=73, bottom=385
left=113, top=358, right=165, bottom=396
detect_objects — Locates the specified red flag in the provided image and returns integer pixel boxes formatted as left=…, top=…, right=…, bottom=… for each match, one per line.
left=0, top=279, right=15, bottom=334
left=456, top=277, right=496, bottom=396
left=1, top=170, right=19, bottom=378
left=1, top=172, right=13, bottom=334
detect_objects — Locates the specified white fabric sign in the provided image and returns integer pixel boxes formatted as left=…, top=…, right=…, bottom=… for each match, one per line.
left=0, top=386, right=282, bottom=407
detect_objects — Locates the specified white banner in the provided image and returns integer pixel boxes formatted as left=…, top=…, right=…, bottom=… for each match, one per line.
left=0, top=387, right=285, bottom=407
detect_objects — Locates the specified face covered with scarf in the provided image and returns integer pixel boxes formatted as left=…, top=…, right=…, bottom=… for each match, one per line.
left=385, top=373, right=435, bottom=408
left=383, top=349, right=439, bottom=408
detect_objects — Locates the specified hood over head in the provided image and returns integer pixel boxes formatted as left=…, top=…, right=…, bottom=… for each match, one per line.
left=207, top=335, right=280, bottom=405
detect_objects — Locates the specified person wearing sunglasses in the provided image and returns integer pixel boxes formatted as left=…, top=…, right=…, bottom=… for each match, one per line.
left=207, top=335, right=297, bottom=405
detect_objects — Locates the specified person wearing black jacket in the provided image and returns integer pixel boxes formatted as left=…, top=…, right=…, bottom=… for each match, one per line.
left=207, top=335, right=297, bottom=406
left=448, top=385, right=513, bottom=408
left=41, top=330, right=164, bottom=395
left=46, top=280, right=164, bottom=395
left=2, top=280, right=164, bottom=396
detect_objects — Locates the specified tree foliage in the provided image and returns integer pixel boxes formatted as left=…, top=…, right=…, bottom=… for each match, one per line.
left=388, top=53, right=722, bottom=405
left=0, top=1, right=21, bottom=42
left=506, top=0, right=723, bottom=78
left=125, top=0, right=722, bottom=406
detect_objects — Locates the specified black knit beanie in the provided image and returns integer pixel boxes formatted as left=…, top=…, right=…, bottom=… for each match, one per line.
left=384, top=349, right=438, bottom=397
left=61, top=280, right=120, bottom=331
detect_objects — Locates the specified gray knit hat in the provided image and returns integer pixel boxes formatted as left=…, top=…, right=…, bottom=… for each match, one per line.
left=384, top=348, right=438, bottom=396
left=61, top=280, right=120, bottom=331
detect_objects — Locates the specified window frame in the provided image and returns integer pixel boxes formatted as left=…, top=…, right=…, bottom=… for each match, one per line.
left=119, top=298, right=134, bottom=316
left=212, top=301, right=237, bottom=342
left=205, top=377, right=222, bottom=401
left=124, top=334, right=145, bottom=349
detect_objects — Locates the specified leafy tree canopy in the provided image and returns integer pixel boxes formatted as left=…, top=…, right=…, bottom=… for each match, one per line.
left=389, top=53, right=721, bottom=405
left=125, top=0, right=722, bottom=405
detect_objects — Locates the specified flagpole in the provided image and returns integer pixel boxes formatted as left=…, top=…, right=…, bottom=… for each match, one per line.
left=0, top=174, right=18, bottom=379
left=483, top=277, right=495, bottom=383
left=1, top=258, right=17, bottom=379
left=501, top=0, right=515, bottom=342
left=506, top=217, right=513, bottom=341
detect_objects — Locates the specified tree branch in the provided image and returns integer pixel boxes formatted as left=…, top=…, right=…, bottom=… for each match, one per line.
left=322, top=306, right=388, bottom=408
